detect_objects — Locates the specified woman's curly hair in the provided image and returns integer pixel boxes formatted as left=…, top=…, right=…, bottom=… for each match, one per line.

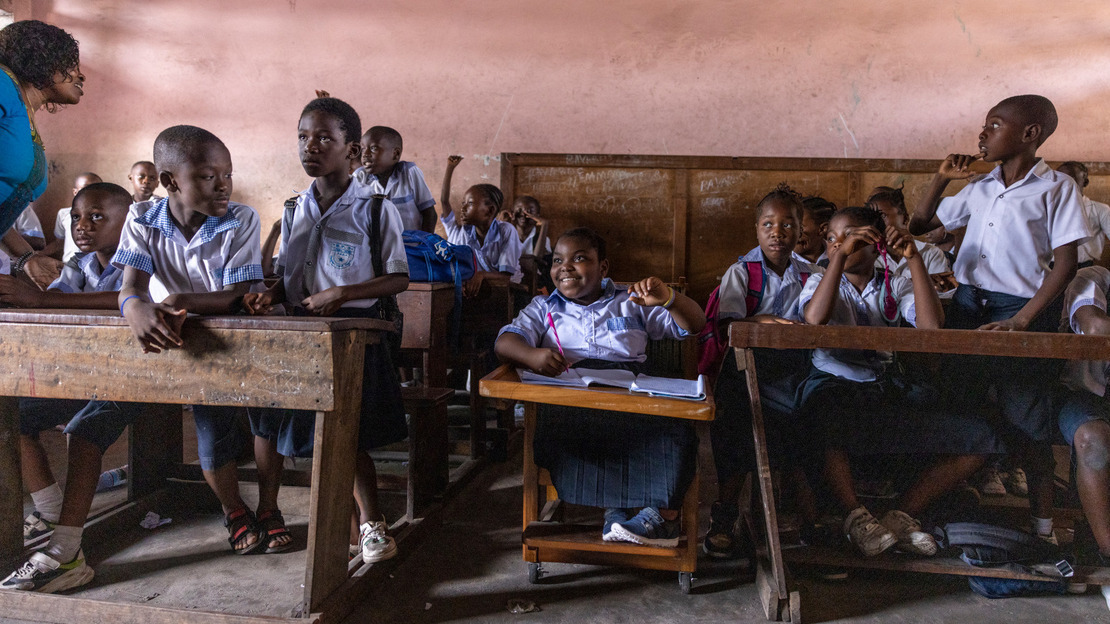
left=0, top=20, right=80, bottom=90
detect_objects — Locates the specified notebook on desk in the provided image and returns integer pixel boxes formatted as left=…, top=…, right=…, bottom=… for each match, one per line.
left=518, top=368, right=707, bottom=401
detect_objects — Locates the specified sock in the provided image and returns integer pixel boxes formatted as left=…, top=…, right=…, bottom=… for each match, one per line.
left=30, top=483, right=63, bottom=524
left=44, top=525, right=84, bottom=563
left=1032, top=516, right=1054, bottom=536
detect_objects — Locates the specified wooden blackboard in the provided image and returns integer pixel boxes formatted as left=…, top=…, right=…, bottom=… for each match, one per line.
left=502, top=154, right=1110, bottom=304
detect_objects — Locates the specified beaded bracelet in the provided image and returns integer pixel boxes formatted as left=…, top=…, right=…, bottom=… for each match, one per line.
left=12, top=251, right=34, bottom=274
left=662, top=286, right=676, bottom=309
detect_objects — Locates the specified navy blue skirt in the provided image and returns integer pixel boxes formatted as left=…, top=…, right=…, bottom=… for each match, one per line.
left=532, top=360, right=698, bottom=509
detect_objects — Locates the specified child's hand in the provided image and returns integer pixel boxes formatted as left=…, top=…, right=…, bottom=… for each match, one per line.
left=979, top=317, right=1028, bottom=332
left=527, top=347, right=569, bottom=377
left=627, top=277, right=672, bottom=307
left=930, top=271, right=958, bottom=293
left=242, top=291, right=275, bottom=315
left=22, top=254, right=62, bottom=290
left=497, top=209, right=512, bottom=222
left=748, top=314, right=797, bottom=325
left=315, top=89, right=330, bottom=98
left=938, top=154, right=980, bottom=180
left=463, top=273, right=486, bottom=298
left=125, top=301, right=186, bottom=353
left=830, top=226, right=882, bottom=260
left=885, top=225, right=917, bottom=260
left=446, top=155, right=463, bottom=169
left=0, top=274, right=43, bottom=307
left=301, top=286, right=346, bottom=316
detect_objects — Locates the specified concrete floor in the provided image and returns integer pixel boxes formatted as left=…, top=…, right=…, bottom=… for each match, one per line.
left=4, top=413, right=1110, bottom=623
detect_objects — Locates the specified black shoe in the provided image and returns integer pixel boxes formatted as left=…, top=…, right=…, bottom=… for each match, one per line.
left=703, top=502, right=741, bottom=559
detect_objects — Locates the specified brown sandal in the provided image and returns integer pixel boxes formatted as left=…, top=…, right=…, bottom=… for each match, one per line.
left=224, top=508, right=263, bottom=555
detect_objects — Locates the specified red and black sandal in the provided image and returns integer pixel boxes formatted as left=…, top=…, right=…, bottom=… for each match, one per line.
left=255, top=509, right=294, bottom=554
left=224, top=507, right=263, bottom=555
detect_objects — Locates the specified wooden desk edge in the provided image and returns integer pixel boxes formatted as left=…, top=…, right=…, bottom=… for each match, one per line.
left=0, top=310, right=395, bottom=333
left=479, top=364, right=714, bottom=421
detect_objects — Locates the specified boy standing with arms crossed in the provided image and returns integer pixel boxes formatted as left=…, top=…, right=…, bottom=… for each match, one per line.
left=909, top=94, right=1089, bottom=543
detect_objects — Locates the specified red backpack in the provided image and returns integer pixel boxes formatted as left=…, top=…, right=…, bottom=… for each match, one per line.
left=696, top=261, right=811, bottom=384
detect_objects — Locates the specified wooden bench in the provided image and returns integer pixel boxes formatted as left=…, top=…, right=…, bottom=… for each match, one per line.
left=0, top=310, right=392, bottom=624
left=727, top=322, right=1110, bottom=623
left=479, top=364, right=713, bottom=593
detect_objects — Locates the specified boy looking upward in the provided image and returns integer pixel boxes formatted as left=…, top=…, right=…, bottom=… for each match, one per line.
left=909, top=95, right=1089, bottom=543
left=354, top=126, right=436, bottom=233
left=46, top=172, right=102, bottom=261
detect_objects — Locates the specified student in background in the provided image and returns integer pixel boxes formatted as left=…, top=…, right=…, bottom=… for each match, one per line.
left=799, top=206, right=997, bottom=558
left=866, top=185, right=954, bottom=292
left=440, top=155, right=523, bottom=296
left=500, top=195, right=553, bottom=292
left=1057, top=161, right=1110, bottom=269
left=243, top=97, right=410, bottom=563
left=795, top=195, right=836, bottom=268
left=353, top=126, right=436, bottom=233
left=45, top=172, right=102, bottom=262
left=705, top=184, right=820, bottom=559
left=909, top=95, right=1089, bottom=545
left=495, top=227, right=705, bottom=546
left=115, top=125, right=266, bottom=555
left=127, top=160, right=161, bottom=204
left=0, top=183, right=147, bottom=593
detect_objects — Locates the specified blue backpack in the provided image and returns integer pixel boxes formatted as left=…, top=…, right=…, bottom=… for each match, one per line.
left=402, top=230, right=477, bottom=343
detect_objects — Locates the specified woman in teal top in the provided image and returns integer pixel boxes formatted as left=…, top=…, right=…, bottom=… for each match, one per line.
left=0, top=20, right=83, bottom=286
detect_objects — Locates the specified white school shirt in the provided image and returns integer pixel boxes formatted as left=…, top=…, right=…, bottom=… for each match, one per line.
left=49, top=252, right=123, bottom=293
left=791, top=251, right=824, bottom=272
left=873, top=240, right=951, bottom=280
left=53, top=207, right=78, bottom=262
left=0, top=205, right=44, bottom=257
left=498, top=278, right=689, bottom=364
left=1061, top=265, right=1110, bottom=397
left=277, top=180, right=408, bottom=310
left=521, top=227, right=552, bottom=257
left=112, top=198, right=263, bottom=302
left=441, top=211, right=523, bottom=283
left=1077, top=195, right=1110, bottom=265
left=719, top=248, right=819, bottom=322
left=353, top=162, right=436, bottom=232
left=936, top=159, right=1089, bottom=298
left=0, top=250, right=9, bottom=275
left=799, top=271, right=918, bottom=382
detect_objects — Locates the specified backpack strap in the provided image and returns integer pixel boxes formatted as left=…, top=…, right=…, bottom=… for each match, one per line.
left=744, top=261, right=766, bottom=316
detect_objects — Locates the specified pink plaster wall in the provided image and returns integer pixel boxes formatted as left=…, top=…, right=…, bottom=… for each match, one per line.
left=22, top=0, right=1110, bottom=231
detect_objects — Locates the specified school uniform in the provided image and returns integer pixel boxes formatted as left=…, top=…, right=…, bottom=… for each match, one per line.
left=521, top=227, right=552, bottom=256
left=874, top=240, right=951, bottom=280
left=354, top=162, right=436, bottom=232
left=441, top=211, right=523, bottom=283
left=1057, top=266, right=1110, bottom=445
left=112, top=197, right=263, bottom=470
left=794, top=271, right=1001, bottom=456
left=253, top=180, right=409, bottom=456
left=499, top=279, right=697, bottom=508
left=937, top=159, right=1089, bottom=446
left=1077, top=195, right=1110, bottom=266
left=713, top=249, right=819, bottom=481
left=20, top=252, right=142, bottom=452
left=0, top=205, right=44, bottom=257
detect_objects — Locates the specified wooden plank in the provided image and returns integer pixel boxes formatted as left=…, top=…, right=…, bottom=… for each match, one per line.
left=128, top=403, right=184, bottom=501
left=480, top=364, right=715, bottom=421
left=0, top=322, right=342, bottom=410
left=396, top=282, right=454, bottom=388
left=0, top=590, right=317, bottom=624
left=403, top=387, right=452, bottom=520
left=522, top=402, right=540, bottom=562
left=0, top=396, right=20, bottom=560
left=303, top=331, right=364, bottom=614
left=524, top=522, right=684, bottom=557
left=728, top=322, right=1110, bottom=360
left=673, top=169, right=689, bottom=284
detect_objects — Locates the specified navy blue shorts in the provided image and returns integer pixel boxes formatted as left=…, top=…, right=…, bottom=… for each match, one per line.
left=21, top=398, right=147, bottom=454
left=1058, top=387, right=1110, bottom=446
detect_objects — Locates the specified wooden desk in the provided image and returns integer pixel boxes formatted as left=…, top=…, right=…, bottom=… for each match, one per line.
left=480, top=364, right=713, bottom=592
left=727, top=323, right=1110, bottom=623
left=0, top=310, right=392, bottom=624
left=397, top=282, right=456, bottom=388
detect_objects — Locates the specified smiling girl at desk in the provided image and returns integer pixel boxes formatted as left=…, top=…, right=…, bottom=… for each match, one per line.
left=494, top=227, right=705, bottom=546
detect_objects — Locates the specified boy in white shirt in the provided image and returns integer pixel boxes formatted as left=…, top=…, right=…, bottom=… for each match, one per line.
left=1057, top=161, right=1110, bottom=269
left=47, top=172, right=102, bottom=262
left=353, top=126, right=436, bottom=233
left=909, top=94, right=1089, bottom=544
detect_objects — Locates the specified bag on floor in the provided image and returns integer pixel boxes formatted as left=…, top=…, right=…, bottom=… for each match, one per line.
left=933, top=522, right=1072, bottom=598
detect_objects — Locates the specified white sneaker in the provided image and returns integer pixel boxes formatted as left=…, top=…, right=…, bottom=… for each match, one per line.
left=880, top=510, right=937, bottom=556
left=0, top=550, right=93, bottom=593
left=1005, top=468, right=1028, bottom=497
left=359, top=519, right=397, bottom=563
left=844, top=507, right=896, bottom=557
left=975, top=466, right=1006, bottom=496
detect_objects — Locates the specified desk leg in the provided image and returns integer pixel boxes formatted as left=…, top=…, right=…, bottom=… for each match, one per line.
left=128, top=404, right=183, bottom=501
left=522, top=403, right=539, bottom=563
left=0, top=396, right=19, bottom=560
left=738, top=348, right=792, bottom=621
left=303, top=336, right=364, bottom=614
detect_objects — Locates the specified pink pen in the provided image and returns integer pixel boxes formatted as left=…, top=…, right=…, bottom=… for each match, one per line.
left=546, top=312, right=568, bottom=370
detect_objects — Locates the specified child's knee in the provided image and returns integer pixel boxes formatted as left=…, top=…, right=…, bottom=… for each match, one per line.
left=1075, top=420, right=1110, bottom=471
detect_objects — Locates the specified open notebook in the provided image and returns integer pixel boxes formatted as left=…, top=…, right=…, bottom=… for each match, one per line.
left=518, top=368, right=707, bottom=401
